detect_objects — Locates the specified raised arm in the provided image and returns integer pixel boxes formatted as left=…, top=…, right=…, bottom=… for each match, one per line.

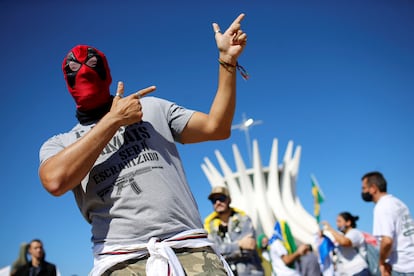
left=281, top=244, right=309, bottom=266
left=181, top=13, right=247, bottom=144
left=39, top=83, right=156, bottom=196
left=322, top=221, right=353, bottom=247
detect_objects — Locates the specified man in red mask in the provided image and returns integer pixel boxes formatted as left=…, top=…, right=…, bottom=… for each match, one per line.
left=63, top=45, right=112, bottom=110
left=39, top=14, right=248, bottom=275
left=61, top=45, right=114, bottom=124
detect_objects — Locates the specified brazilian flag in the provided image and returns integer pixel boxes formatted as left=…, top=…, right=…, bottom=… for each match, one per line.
left=270, top=220, right=297, bottom=254
left=269, top=220, right=297, bottom=268
left=311, top=174, right=325, bottom=223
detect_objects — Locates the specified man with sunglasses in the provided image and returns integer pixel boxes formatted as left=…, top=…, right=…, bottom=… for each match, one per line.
left=204, top=186, right=264, bottom=275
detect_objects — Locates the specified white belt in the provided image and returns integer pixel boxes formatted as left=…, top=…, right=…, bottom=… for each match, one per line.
left=89, top=229, right=233, bottom=276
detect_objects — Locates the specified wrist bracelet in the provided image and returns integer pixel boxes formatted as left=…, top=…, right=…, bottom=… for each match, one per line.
left=218, top=58, right=249, bottom=80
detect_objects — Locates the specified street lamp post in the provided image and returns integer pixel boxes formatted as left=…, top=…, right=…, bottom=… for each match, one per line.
left=231, top=113, right=263, bottom=164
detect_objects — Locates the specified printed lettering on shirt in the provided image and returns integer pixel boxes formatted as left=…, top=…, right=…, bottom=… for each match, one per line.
left=87, top=123, right=164, bottom=201
left=402, top=214, right=414, bottom=237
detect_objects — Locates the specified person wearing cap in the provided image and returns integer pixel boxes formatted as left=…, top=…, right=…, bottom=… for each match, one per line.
left=39, top=13, right=247, bottom=275
left=204, top=186, right=264, bottom=275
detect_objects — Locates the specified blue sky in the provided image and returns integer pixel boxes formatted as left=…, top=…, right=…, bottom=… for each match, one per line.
left=1, top=1, right=414, bottom=275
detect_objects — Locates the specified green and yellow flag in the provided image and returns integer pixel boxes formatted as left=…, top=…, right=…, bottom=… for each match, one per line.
left=311, top=174, right=325, bottom=223
left=270, top=220, right=297, bottom=268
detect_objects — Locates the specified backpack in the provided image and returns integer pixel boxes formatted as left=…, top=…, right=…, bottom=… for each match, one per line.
left=364, top=242, right=380, bottom=276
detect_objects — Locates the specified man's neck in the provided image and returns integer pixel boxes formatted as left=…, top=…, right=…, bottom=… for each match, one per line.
left=31, top=258, right=41, bottom=268
left=374, top=192, right=388, bottom=203
left=217, top=209, right=232, bottom=224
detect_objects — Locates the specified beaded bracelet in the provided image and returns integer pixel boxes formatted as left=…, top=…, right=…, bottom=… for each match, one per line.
left=218, top=58, right=249, bottom=80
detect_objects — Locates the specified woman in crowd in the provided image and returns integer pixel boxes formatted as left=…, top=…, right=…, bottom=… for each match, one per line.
left=322, top=212, right=370, bottom=276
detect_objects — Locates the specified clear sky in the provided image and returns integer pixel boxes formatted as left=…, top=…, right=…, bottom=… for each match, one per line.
left=1, top=1, right=414, bottom=275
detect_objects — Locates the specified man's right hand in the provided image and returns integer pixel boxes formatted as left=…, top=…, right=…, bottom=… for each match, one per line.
left=296, top=244, right=310, bottom=256
left=380, top=263, right=392, bottom=276
left=110, top=81, right=156, bottom=126
left=238, top=234, right=256, bottom=251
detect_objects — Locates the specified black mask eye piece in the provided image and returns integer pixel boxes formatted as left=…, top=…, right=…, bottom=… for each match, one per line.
left=85, top=56, right=97, bottom=68
left=68, top=61, right=81, bottom=71
left=87, top=48, right=107, bottom=80
left=64, top=52, right=80, bottom=88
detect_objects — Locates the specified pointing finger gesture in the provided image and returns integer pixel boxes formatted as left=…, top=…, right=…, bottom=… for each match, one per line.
left=213, top=13, right=247, bottom=64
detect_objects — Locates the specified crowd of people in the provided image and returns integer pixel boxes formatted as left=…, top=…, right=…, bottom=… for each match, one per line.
left=200, top=171, right=414, bottom=276
left=7, top=10, right=411, bottom=276
left=12, top=172, right=414, bottom=275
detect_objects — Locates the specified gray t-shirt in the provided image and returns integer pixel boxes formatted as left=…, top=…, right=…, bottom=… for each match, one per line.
left=39, top=97, right=203, bottom=246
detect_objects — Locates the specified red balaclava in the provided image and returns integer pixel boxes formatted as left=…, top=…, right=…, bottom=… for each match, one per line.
left=62, top=45, right=112, bottom=111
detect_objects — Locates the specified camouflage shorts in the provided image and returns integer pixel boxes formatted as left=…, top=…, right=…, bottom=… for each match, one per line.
left=102, top=246, right=228, bottom=276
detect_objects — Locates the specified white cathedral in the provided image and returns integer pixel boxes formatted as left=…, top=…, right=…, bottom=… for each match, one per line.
left=201, top=138, right=320, bottom=246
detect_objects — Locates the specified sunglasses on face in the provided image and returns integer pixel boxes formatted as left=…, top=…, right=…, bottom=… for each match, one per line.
left=210, top=195, right=227, bottom=204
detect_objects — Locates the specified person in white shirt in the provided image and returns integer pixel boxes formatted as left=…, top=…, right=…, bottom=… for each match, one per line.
left=322, top=212, right=369, bottom=276
left=361, top=171, right=414, bottom=276
left=268, top=237, right=314, bottom=276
